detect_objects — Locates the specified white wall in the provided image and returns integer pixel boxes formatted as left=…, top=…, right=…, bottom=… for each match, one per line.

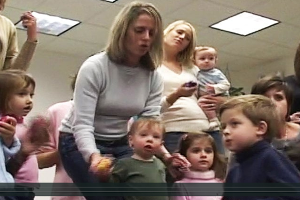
left=229, top=56, right=295, bottom=94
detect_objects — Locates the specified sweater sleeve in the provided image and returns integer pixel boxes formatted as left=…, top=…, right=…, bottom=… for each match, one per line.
left=2, top=23, right=18, bottom=70
left=139, top=70, right=163, bottom=117
left=72, top=58, right=103, bottom=162
left=212, top=70, right=230, bottom=95
left=9, top=40, right=37, bottom=71
left=265, top=151, right=300, bottom=200
left=3, top=137, right=21, bottom=162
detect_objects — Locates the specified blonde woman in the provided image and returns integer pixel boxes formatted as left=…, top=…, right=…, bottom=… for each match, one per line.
left=158, top=20, right=224, bottom=155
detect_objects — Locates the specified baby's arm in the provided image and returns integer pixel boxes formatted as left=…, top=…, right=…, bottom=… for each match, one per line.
left=3, top=137, right=21, bottom=162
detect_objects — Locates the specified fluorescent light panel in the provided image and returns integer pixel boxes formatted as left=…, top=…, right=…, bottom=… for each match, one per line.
left=210, top=12, right=279, bottom=36
left=15, top=11, right=80, bottom=36
left=100, top=0, right=118, bottom=2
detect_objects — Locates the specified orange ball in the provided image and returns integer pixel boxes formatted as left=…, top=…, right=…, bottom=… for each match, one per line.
left=97, top=158, right=112, bottom=171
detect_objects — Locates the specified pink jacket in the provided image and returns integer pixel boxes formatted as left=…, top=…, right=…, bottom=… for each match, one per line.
left=14, top=124, right=39, bottom=184
left=172, top=170, right=223, bottom=200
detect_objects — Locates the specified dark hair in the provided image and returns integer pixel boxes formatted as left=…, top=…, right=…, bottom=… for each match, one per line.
left=0, top=70, right=35, bottom=113
left=178, top=133, right=227, bottom=180
left=251, top=74, right=293, bottom=120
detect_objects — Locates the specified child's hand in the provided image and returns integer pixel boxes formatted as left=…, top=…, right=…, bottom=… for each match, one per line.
left=28, top=115, right=50, bottom=147
left=166, top=153, right=191, bottom=180
left=0, top=116, right=17, bottom=147
left=21, top=11, right=37, bottom=42
left=205, top=84, right=215, bottom=94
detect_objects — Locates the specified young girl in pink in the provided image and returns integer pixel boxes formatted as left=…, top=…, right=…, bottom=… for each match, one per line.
left=0, top=70, right=46, bottom=200
left=172, top=133, right=227, bottom=200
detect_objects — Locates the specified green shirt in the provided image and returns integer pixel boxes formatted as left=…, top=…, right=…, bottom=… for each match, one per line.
left=110, top=157, right=168, bottom=200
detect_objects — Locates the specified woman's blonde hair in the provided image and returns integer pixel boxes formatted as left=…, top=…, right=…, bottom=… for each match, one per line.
left=163, top=20, right=197, bottom=67
left=105, top=1, right=163, bottom=70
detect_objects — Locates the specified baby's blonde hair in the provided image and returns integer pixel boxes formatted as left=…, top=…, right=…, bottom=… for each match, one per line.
left=192, top=46, right=217, bottom=63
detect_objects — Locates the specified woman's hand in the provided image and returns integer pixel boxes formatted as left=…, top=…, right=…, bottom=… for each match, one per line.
left=21, top=12, right=37, bottom=42
left=176, top=83, right=197, bottom=98
left=0, top=116, right=17, bottom=147
left=89, top=153, right=113, bottom=181
left=290, top=112, right=300, bottom=124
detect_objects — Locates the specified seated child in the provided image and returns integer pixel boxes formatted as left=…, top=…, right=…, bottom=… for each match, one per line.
left=193, top=46, right=230, bottom=97
left=219, top=95, right=300, bottom=200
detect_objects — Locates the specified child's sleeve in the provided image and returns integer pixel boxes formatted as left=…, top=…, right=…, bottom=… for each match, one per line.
left=211, top=71, right=230, bottom=95
left=110, top=159, right=128, bottom=183
left=3, top=136, right=21, bottom=162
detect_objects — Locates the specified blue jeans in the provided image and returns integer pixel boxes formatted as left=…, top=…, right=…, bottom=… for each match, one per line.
left=59, top=133, right=132, bottom=200
left=164, top=131, right=225, bottom=155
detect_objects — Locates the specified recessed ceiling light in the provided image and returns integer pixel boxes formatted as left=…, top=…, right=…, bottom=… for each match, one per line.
left=100, top=0, right=118, bottom=3
left=210, top=11, right=279, bottom=36
left=15, top=11, right=81, bottom=36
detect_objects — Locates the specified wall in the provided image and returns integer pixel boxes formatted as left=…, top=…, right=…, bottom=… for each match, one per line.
left=229, top=57, right=295, bottom=94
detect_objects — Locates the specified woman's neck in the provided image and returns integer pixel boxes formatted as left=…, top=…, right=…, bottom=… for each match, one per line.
left=279, top=122, right=300, bottom=140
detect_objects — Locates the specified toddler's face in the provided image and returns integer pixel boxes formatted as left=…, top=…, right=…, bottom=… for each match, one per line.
left=194, top=49, right=217, bottom=70
left=129, top=126, right=163, bottom=160
left=7, top=84, right=34, bottom=117
left=220, top=108, right=264, bottom=152
left=186, top=139, right=214, bottom=172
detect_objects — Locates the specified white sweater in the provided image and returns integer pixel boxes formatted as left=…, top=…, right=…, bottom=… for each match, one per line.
left=157, top=65, right=210, bottom=133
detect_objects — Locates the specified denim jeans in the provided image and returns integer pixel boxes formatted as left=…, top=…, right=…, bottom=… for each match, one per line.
left=59, top=133, right=132, bottom=200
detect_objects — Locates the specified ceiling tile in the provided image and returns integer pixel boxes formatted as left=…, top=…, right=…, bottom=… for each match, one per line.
left=43, top=38, right=102, bottom=58
left=5, top=0, right=46, bottom=10
left=60, top=23, right=109, bottom=45
left=165, top=0, right=240, bottom=27
left=85, top=4, right=123, bottom=28
left=208, top=0, right=270, bottom=10
left=249, top=23, right=300, bottom=49
left=35, top=0, right=109, bottom=22
left=195, top=27, right=242, bottom=48
left=251, top=0, right=300, bottom=21
left=219, top=37, right=273, bottom=57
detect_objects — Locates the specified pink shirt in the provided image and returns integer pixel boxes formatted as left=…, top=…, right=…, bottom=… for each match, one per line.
left=38, top=101, right=85, bottom=200
left=172, top=170, right=223, bottom=200
left=14, top=124, right=39, bottom=184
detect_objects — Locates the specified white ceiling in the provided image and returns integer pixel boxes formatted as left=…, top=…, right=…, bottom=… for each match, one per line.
left=3, top=0, right=300, bottom=71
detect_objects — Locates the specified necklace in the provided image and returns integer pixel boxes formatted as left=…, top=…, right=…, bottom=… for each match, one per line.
left=283, top=124, right=289, bottom=149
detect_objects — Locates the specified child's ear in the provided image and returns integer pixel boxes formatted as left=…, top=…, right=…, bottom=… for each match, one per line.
left=128, top=135, right=133, bottom=148
left=256, top=121, right=268, bottom=136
